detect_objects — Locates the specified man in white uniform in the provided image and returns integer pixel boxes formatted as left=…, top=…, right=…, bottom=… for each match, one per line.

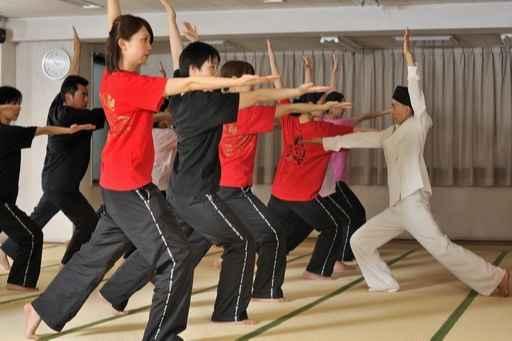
left=318, top=30, right=509, bottom=296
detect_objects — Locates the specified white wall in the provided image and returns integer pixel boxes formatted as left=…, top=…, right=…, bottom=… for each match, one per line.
left=0, top=41, right=16, bottom=86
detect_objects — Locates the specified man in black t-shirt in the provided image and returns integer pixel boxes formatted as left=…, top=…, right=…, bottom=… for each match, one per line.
left=1, top=76, right=105, bottom=265
left=0, top=86, right=95, bottom=291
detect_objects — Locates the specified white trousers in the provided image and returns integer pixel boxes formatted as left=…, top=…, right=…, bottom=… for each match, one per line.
left=351, top=190, right=504, bottom=295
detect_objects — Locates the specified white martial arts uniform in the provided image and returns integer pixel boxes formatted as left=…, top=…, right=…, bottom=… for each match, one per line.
left=322, top=65, right=504, bottom=295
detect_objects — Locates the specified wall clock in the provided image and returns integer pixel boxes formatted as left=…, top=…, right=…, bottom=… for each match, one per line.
left=41, top=48, right=70, bottom=80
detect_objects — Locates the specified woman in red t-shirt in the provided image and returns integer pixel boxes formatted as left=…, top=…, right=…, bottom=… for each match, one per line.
left=23, top=1, right=276, bottom=340
left=264, top=42, right=355, bottom=281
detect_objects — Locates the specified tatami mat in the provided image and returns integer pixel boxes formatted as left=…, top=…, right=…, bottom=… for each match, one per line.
left=0, top=240, right=510, bottom=340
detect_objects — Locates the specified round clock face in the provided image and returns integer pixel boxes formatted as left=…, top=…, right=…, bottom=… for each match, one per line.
left=41, top=49, right=71, bottom=80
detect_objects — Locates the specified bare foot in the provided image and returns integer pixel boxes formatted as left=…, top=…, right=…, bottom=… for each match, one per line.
left=0, top=248, right=10, bottom=272
left=212, top=319, right=256, bottom=325
left=333, top=261, right=357, bottom=274
left=494, top=269, right=510, bottom=297
left=98, top=292, right=128, bottom=316
left=6, top=284, right=39, bottom=292
left=24, top=303, right=41, bottom=340
left=303, top=270, right=334, bottom=281
left=368, top=286, right=399, bottom=293
left=251, top=297, right=286, bottom=303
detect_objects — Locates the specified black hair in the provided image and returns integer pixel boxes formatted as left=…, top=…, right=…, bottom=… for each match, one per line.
left=293, top=92, right=324, bottom=104
left=0, top=86, right=22, bottom=105
left=61, top=75, right=89, bottom=97
left=221, top=60, right=255, bottom=78
left=325, top=91, right=345, bottom=102
left=179, top=41, right=221, bottom=77
left=106, top=14, right=154, bottom=72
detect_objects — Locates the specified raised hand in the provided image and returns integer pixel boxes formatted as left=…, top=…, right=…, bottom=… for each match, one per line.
left=266, top=39, right=283, bottom=89
left=331, top=53, right=338, bottom=73
left=303, top=55, right=313, bottom=70
left=182, top=22, right=199, bottom=42
left=267, top=40, right=277, bottom=71
left=72, top=26, right=80, bottom=48
left=159, top=0, right=176, bottom=19
left=403, top=28, right=414, bottom=66
left=69, top=26, right=81, bottom=75
left=303, top=55, right=313, bottom=84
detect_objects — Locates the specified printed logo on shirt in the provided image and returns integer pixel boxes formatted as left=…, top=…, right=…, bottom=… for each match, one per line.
left=284, top=135, right=305, bottom=165
left=221, top=124, right=254, bottom=158
left=100, top=93, right=116, bottom=113
left=100, top=92, right=134, bottom=136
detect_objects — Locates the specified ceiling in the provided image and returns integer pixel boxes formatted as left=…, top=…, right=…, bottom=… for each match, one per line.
left=1, top=0, right=510, bottom=50
left=1, top=0, right=511, bottom=18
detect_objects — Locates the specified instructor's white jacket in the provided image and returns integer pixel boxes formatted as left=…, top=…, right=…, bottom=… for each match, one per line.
left=322, top=66, right=432, bottom=207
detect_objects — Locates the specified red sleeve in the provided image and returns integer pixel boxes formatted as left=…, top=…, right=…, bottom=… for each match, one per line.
left=278, top=99, right=290, bottom=105
left=302, top=121, right=353, bottom=139
left=236, top=105, right=276, bottom=134
left=119, top=73, right=167, bottom=112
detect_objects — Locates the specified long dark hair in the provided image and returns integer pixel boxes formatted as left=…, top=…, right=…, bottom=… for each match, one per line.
left=105, top=14, right=154, bottom=72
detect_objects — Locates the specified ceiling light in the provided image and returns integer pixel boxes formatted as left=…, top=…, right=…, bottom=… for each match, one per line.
left=57, top=0, right=104, bottom=9
left=82, top=4, right=101, bottom=9
left=203, top=40, right=225, bottom=46
left=320, top=36, right=340, bottom=44
left=394, top=35, right=452, bottom=42
left=263, top=0, right=286, bottom=3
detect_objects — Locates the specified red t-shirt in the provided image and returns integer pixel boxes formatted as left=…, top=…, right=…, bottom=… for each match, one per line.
left=271, top=116, right=353, bottom=201
left=99, top=71, right=166, bottom=191
left=219, top=105, right=276, bottom=188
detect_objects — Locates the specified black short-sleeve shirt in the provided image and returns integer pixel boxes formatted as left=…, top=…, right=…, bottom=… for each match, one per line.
left=0, top=124, right=37, bottom=203
left=169, top=90, right=239, bottom=200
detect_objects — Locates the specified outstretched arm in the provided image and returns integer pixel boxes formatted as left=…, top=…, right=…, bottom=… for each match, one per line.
left=352, top=109, right=391, bottom=125
left=266, top=40, right=283, bottom=89
left=322, top=130, right=386, bottom=151
left=238, top=83, right=331, bottom=109
left=35, top=124, right=96, bottom=136
left=68, top=27, right=81, bottom=76
left=276, top=101, right=352, bottom=119
left=107, top=0, right=121, bottom=32
left=164, top=74, right=278, bottom=96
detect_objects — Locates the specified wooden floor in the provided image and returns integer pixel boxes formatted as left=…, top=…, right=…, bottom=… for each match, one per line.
left=1, top=239, right=511, bottom=340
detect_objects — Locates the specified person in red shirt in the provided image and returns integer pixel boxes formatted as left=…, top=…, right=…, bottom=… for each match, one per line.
left=23, top=1, right=276, bottom=340
left=264, top=42, right=355, bottom=280
left=218, top=60, right=349, bottom=300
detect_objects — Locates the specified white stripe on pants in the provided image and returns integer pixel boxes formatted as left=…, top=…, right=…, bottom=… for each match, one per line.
left=350, top=190, right=504, bottom=295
